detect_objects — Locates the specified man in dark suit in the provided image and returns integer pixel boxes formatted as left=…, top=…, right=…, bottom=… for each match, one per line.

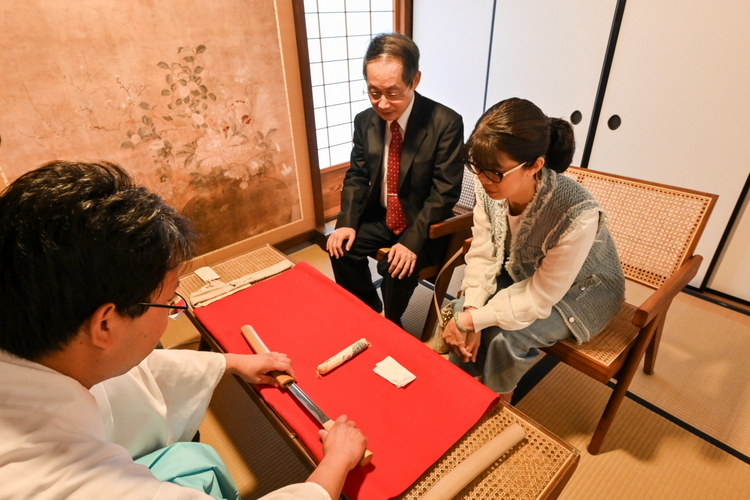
left=327, top=33, right=464, bottom=327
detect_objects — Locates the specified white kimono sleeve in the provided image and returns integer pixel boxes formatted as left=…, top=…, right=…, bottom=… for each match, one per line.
left=258, top=483, right=331, bottom=500
left=91, top=349, right=226, bottom=459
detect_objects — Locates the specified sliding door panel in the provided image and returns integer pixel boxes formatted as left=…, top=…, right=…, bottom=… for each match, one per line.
left=588, top=0, right=750, bottom=286
left=413, top=0, right=495, bottom=138
left=486, top=0, right=618, bottom=166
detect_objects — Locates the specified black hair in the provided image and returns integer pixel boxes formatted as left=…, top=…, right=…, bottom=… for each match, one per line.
left=465, top=97, right=575, bottom=173
left=0, top=161, right=195, bottom=361
left=362, top=32, right=420, bottom=87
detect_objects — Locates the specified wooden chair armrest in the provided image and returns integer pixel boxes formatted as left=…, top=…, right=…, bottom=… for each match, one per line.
left=432, top=237, right=471, bottom=271
left=428, top=212, right=474, bottom=239
left=633, top=255, right=703, bottom=327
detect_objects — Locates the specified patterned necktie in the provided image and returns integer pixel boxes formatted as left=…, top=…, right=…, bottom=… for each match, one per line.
left=386, top=121, right=407, bottom=235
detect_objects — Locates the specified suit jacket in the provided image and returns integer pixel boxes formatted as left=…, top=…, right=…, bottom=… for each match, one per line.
left=336, top=92, right=464, bottom=257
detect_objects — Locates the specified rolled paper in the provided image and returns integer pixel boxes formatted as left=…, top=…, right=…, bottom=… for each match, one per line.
left=316, top=338, right=371, bottom=376
left=420, top=423, right=526, bottom=500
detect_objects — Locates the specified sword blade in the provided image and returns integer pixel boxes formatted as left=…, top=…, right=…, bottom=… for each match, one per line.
left=287, top=382, right=331, bottom=425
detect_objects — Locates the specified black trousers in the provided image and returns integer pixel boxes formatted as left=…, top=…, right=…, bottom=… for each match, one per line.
left=330, top=217, right=432, bottom=326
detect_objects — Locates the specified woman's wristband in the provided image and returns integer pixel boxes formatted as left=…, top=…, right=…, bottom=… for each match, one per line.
left=453, top=312, right=472, bottom=333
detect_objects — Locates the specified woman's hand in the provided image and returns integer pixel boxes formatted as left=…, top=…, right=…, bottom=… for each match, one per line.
left=461, top=329, right=481, bottom=363
left=443, top=310, right=481, bottom=363
left=442, top=315, right=467, bottom=359
left=223, top=352, right=295, bottom=386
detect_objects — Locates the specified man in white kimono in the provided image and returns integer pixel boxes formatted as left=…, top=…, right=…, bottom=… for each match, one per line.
left=0, top=161, right=367, bottom=500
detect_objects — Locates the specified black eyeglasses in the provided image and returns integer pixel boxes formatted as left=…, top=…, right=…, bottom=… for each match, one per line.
left=363, top=85, right=409, bottom=102
left=466, top=161, right=526, bottom=183
left=138, top=292, right=189, bottom=319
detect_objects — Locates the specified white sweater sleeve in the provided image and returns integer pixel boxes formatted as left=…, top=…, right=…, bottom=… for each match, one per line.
left=467, top=210, right=600, bottom=331
left=461, top=195, right=503, bottom=308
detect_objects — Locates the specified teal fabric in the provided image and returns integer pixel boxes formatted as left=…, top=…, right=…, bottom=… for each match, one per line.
left=135, top=442, right=240, bottom=500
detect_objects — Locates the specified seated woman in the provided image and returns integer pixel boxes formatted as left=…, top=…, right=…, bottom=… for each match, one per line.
left=443, top=97, right=626, bottom=402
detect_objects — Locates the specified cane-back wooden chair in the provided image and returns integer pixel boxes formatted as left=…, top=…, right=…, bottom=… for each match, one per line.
left=542, top=167, right=717, bottom=453
left=432, top=166, right=717, bottom=454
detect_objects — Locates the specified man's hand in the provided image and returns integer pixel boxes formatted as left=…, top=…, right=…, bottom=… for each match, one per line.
left=319, top=415, right=368, bottom=471
left=306, top=415, right=369, bottom=499
left=326, top=228, right=357, bottom=258
left=386, top=243, right=416, bottom=278
left=223, top=353, right=295, bottom=386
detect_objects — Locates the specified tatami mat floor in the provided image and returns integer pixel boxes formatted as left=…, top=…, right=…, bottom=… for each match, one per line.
left=517, top=364, right=750, bottom=500
left=163, top=242, right=750, bottom=499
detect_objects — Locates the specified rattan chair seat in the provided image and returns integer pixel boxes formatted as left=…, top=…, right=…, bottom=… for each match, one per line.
left=540, top=167, right=717, bottom=453
left=555, top=302, right=640, bottom=369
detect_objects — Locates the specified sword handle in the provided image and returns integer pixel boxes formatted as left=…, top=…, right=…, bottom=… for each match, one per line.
left=240, top=325, right=295, bottom=387
left=323, top=420, right=374, bottom=467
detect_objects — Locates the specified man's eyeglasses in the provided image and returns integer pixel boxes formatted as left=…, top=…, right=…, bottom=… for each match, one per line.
left=466, top=161, right=527, bottom=183
left=138, top=292, right=189, bottom=319
left=364, top=87, right=408, bottom=102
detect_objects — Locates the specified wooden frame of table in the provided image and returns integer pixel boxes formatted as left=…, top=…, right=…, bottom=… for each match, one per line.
left=178, top=244, right=580, bottom=500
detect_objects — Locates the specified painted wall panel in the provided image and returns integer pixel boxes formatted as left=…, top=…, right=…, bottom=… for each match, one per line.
left=0, top=0, right=315, bottom=259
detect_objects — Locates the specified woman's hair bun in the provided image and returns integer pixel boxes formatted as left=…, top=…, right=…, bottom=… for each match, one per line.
left=545, top=117, right=575, bottom=173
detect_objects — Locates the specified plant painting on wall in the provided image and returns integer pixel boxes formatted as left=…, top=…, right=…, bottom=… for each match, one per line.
left=0, top=0, right=302, bottom=255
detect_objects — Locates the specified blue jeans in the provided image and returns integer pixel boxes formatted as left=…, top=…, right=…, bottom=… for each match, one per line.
left=450, top=273, right=572, bottom=394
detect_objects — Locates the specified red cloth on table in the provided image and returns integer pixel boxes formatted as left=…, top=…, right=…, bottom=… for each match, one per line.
left=194, top=262, right=498, bottom=499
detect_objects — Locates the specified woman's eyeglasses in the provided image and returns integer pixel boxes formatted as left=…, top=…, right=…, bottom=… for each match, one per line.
left=138, top=292, right=189, bottom=319
left=466, top=161, right=526, bottom=183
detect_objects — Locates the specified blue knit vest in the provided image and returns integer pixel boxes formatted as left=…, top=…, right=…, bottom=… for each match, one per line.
left=476, top=168, right=625, bottom=343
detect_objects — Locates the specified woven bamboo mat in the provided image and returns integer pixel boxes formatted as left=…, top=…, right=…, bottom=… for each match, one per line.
left=399, top=403, right=577, bottom=500
left=515, top=363, right=750, bottom=500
